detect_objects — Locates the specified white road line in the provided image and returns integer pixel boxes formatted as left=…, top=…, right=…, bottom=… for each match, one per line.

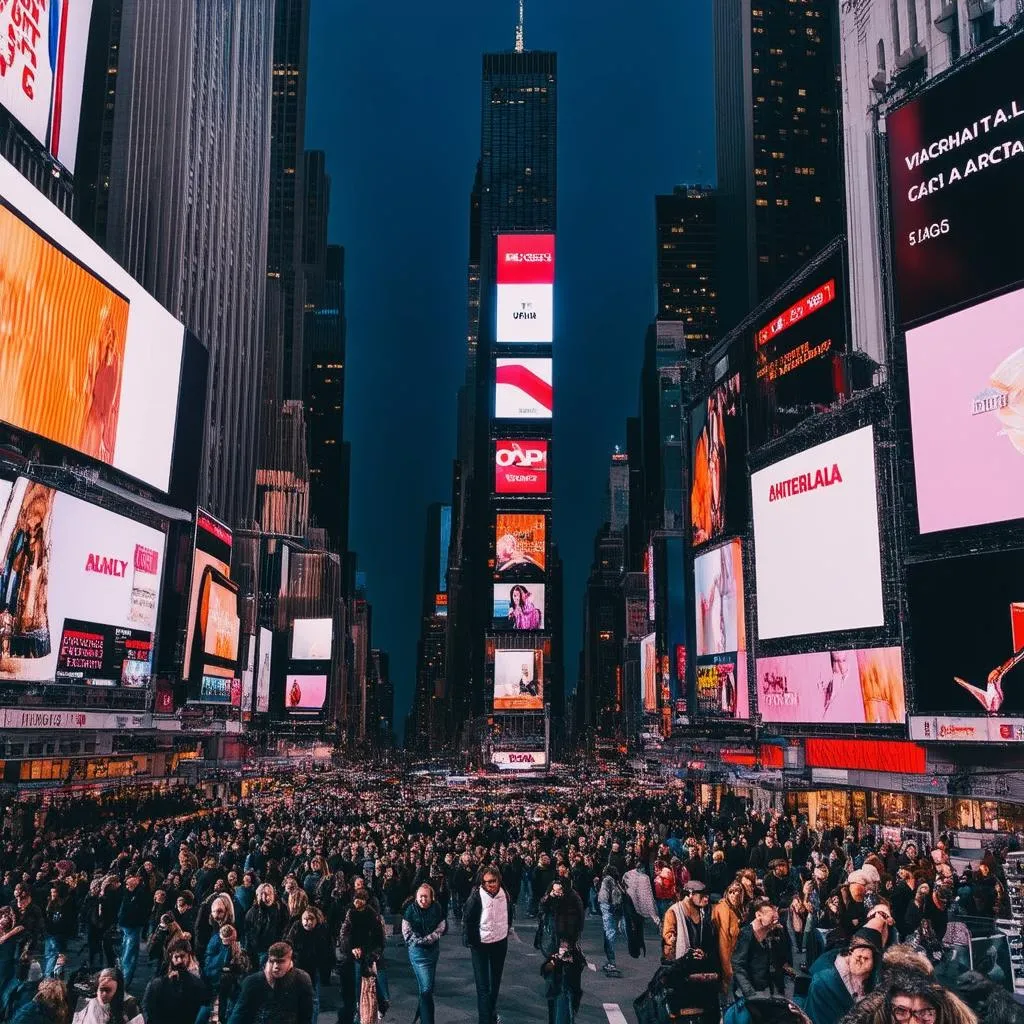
left=603, top=1003, right=629, bottom=1024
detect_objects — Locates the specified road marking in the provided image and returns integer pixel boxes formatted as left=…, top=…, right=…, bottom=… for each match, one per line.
left=604, top=1004, right=629, bottom=1024
left=587, top=961, right=597, bottom=971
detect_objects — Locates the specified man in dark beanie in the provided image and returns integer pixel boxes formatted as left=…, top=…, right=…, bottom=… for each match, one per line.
left=142, top=939, right=210, bottom=1024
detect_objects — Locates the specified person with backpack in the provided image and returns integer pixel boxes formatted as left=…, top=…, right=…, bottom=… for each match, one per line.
left=597, top=865, right=624, bottom=976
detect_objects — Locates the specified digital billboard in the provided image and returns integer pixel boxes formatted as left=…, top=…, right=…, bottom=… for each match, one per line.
left=690, top=373, right=746, bottom=546
left=496, top=234, right=555, bottom=343
left=750, top=252, right=848, bottom=444
left=751, top=426, right=884, bottom=640
left=492, top=583, right=545, bottom=632
left=887, top=34, right=1024, bottom=328
left=494, top=513, right=546, bottom=575
left=495, top=358, right=553, bottom=420
left=290, top=617, right=333, bottom=661
left=906, top=286, right=1024, bottom=534
left=493, top=648, right=544, bottom=710
left=0, top=0, right=93, bottom=171
left=492, top=750, right=548, bottom=769
left=255, top=627, right=272, bottom=714
left=438, top=505, right=451, bottom=592
left=495, top=439, right=549, bottom=494
left=907, top=550, right=1024, bottom=718
left=286, top=674, right=327, bottom=713
left=695, top=657, right=749, bottom=720
left=0, top=477, right=165, bottom=687
left=641, top=632, right=657, bottom=713
left=756, top=647, right=906, bottom=725
left=240, top=636, right=255, bottom=721
left=0, top=161, right=185, bottom=492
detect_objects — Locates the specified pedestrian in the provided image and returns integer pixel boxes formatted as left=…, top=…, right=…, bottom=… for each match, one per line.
left=463, top=867, right=512, bottom=1024
left=227, top=940, right=314, bottom=1024
left=141, top=938, right=209, bottom=1024
left=116, top=874, right=151, bottom=989
left=10, top=978, right=71, bottom=1024
left=714, top=880, right=745, bottom=997
left=71, top=967, right=143, bottom=1024
left=402, top=883, right=447, bottom=1024
left=199, top=923, right=249, bottom=1024
left=286, top=906, right=334, bottom=1023
left=597, top=864, right=624, bottom=975
left=804, top=929, right=882, bottom=1024
left=337, top=886, right=386, bottom=1024
left=730, top=898, right=794, bottom=999
left=42, top=884, right=75, bottom=980
left=245, top=883, right=287, bottom=968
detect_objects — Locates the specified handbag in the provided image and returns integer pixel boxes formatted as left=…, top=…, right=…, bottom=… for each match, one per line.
left=359, top=966, right=379, bottom=1024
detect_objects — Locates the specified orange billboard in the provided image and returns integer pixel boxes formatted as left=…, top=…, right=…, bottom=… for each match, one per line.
left=0, top=202, right=130, bottom=466
left=494, top=513, right=546, bottom=575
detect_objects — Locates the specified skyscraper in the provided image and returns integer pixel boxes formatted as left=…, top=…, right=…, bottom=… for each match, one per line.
left=98, top=0, right=274, bottom=528
left=714, top=0, right=843, bottom=333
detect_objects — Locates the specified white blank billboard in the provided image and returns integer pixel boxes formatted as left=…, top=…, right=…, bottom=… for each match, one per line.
left=751, top=425, right=884, bottom=639
left=496, top=284, right=554, bottom=343
left=290, top=617, right=333, bottom=660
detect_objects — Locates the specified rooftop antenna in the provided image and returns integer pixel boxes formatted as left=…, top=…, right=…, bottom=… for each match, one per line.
left=515, top=0, right=525, bottom=52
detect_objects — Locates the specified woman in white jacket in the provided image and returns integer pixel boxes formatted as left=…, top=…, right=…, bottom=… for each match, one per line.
left=71, top=968, right=143, bottom=1024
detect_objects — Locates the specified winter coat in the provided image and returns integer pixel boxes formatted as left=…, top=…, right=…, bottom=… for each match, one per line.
left=244, top=900, right=287, bottom=960
left=462, top=885, right=513, bottom=948
left=713, top=898, right=743, bottom=994
left=337, top=906, right=385, bottom=966
left=804, top=961, right=858, bottom=1024
left=225, top=967, right=314, bottom=1024
left=623, top=868, right=660, bottom=923
left=286, top=921, right=335, bottom=984
left=598, top=874, right=623, bottom=910
left=142, top=969, right=211, bottom=1024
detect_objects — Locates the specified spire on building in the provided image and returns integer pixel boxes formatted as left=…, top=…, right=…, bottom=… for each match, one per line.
left=515, top=0, right=525, bottom=52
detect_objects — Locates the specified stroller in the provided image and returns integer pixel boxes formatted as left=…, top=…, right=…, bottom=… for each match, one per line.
left=635, top=970, right=813, bottom=1024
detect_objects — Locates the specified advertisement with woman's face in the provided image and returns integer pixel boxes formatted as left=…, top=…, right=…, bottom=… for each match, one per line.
left=492, top=584, right=545, bottom=631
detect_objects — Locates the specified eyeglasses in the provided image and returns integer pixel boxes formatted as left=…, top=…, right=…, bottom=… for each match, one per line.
left=892, top=1005, right=937, bottom=1022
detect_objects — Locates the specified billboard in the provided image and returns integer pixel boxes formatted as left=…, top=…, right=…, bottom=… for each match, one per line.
left=496, top=234, right=555, bottom=343
left=0, top=477, right=165, bottom=687
left=695, top=656, right=750, bottom=720
left=240, top=636, right=255, bottom=720
left=907, top=550, right=1024, bottom=718
left=0, top=0, right=93, bottom=172
left=641, top=632, right=657, bottom=712
left=0, top=161, right=185, bottom=492
left=755, top=647, right=906, bottom=725
left=495, top=439, right=549, bottom=494
left=255, top=627, right=272, bottom=713
left=751, top=426, right=884, bottom=640
left=493, top=648, right=544, bottom=710
left=492, top=750, right=548, bottom=769
left=434, top=593, right=448, bottom=617
left=290, top=617, right=332, bottom=661
left=887, top=34, right=1024, bottom=328
left=495, top=358, right=553, bottom=419
left=494, top=513, right=546, bottom=574
left=750, top=251, right=848, bottom=444
left=690, top=373, right=746, bottom=546
left=906, top=286, right=1024, bottom=534
left=438, top=505, right=451, bottom=592
left=286, top=673, right=327, bottom=713
left=492, top=583, right=545, bottom=631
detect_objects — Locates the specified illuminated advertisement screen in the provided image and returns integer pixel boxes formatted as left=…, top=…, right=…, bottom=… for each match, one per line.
left=492, top=750, right=548, bottom=769
left=495, top=439, right=549, bottom=494
left=198, top=674, right=241, bottom=707
left=887, top=33, right=1024, bottom=328
left=492, top=583, right=546, bottom=632
left=286, top=673, right=327, bottom=713
left=694, top=540, right=749, bottom=720
left=906, top=286, right=1024, bottom=534
left=255, top=627, right=272, bottom=713
left=493, top=648, right=544, bottom=710
left=434, top=593, right=448, bottom=617
left=494, top=513, right=546, bottom=575
left=690, top=373, right=746, bottom=546
left=641, top=633, right=657, bottom=713
left=495, top=358, right=553, bottom=420
left=0, top=162, right=185, bottom=491
left=0, top=0, right=93, bottom=172
left=496, top=234, right=555, bottom=343
left=290, top=617, right=333, bottom=660
left=0, top=477, right=165, bottom=687
left=751, top=426, right=884, bottom=640
left=240, top=635, right=255, bottom=719
left=756, top=647, right=906, bottom=725
left=750, top=252, right=848, bottom=444
left=438, top=505, right=451, bottom=592
left=908, top=550, right=1024, bottom=717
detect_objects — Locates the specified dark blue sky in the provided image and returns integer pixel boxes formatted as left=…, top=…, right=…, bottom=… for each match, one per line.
left=306, top=0, right=715, bottom=732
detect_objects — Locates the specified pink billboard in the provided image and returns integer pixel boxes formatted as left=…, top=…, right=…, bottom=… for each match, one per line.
left=755, top=647, right=906, bottom=725
left=906, top=286, right=1024, bottom=534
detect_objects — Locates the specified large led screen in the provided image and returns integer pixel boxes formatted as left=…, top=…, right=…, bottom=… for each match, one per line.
left=887, top=33, right=1024, bottom=327
left=0, top=0, right=93, bottom=172
left=496, top=234, right=555, bottom=343
left=0, top=161, right=185, bottom=491
left=908, top=550, right=1024, bottom=717
left=695, top=657, right=749, bottom=720
left=493, top=648, right=544, bottom=710
left=438, top=505, right=451, bottom=592
left=756, top=647, right=906, bottom=725
left=0, top=477, right=165, bottom=687
left=495, top=439, right=549, bottom=494
left=751, top=426, right=884, bottom=640
left=495, top=359, right=553, bottom=420
left=906, top=286, right=1024, bottom=534
left=286, top=673, right=327, bottom=713
left=494, top=513, right=546, bottom=575
left=690, top=373, right=746, bottom=546
left=641, top=632, right=657, bottom=713
left=750, top=253, right=848, bottom=445
left=290, top=617, right=333, bottom=660
left=492, top=583, right=545, bottom=632
left=255, top=627, right=272, bottom=713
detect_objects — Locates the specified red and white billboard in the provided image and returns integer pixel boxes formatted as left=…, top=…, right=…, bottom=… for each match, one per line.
left=492, top=750, right=548, bottom=769
left=496, top=234, right=555, bottom=343
left=495, top=359, right=552, bottom=419
left=495, top=440, right=548, bottom=494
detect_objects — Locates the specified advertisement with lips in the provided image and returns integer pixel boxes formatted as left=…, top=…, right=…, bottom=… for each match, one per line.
left=496, top=234, right=555, bottom=344
left=495, top=440, right=549, bottom=494
left=887, top=34, right=1024, bottom=328
left=495, top=359, right=553, bottom=419
left=286, top=673, right=327, bottom=713
left=0, top=476, right=165, bottom=687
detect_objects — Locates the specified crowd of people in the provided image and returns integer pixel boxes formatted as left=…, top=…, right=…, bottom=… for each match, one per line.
left=0, top=770, right=1018, bottom=1024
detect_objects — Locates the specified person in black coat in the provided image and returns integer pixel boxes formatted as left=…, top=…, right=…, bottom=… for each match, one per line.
left=245, top=884, right=288, bottom=967
left=226, top=942, right=313, bottom=1024
left=285, top=907, right=334, bottom=1023
left=336, top=891, right=386, bottom=1024
left=731, top=899, right=794, bottom=998
left=141, top=939, right=210, bottom=1024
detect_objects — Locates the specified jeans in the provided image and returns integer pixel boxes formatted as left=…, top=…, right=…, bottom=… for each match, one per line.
left=43, top=935, right=67, bottom=978
left=600, top=905, right=620, bottom=965
left=120, top=926, right=142, bottom=987
left=470, top=938, right=507, bottom=1024
left=588, top=889, right=599, bottom=915
left=409, top=942, right=440, bottom=1024
left=311, top=976, right=320, bottom=1023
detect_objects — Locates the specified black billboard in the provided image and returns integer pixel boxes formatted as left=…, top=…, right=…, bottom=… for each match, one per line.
left=887, top=34, right=1024, bottom=328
